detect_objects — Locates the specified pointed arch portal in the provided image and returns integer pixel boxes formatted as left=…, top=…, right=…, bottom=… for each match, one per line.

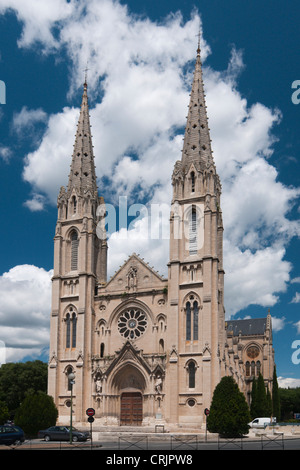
left=120, top=392, right=143, bottom=425
left=111, top=364, right=145, bottom=426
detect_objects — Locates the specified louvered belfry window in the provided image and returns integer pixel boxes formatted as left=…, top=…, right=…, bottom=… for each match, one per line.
left=71, top=231, right=79, bottom=270
left=189, top=207, right=197, bottom=255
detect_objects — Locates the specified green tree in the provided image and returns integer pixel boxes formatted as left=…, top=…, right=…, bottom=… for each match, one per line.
left=207, top=376, right=251, bottom=437
left=14, top=391, right=58, bottom=437
left=0, top=400, right=9, bottom=424
left=250, top=377, right=257, bottom=419
left=272, top=366, right=280, bottom=421
left=279, top=387, right=300, bottom=421
left=0, top=361, right=47, bottom=413
left=255, top=373, right=269, bottom=417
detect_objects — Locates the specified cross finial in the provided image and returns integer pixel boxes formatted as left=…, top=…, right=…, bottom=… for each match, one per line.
left=196, top=30, right=201, bottom=54
left=84, top=63, right=89, bottom=87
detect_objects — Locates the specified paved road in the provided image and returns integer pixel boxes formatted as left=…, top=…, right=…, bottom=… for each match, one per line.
left=2, top=435, right=300, bottom=451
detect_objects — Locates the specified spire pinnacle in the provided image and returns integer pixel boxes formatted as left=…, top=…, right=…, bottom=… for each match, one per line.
left=181, top=38, right=214, bottom=168
left=67, top=80, right=97, bottom=196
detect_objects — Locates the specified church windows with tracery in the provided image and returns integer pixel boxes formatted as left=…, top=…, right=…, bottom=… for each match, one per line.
left=185, top=295, right=199, bottom=341
left=245, top=345, right=261, bottom=377
left=65, top=307, right=77, bottom=349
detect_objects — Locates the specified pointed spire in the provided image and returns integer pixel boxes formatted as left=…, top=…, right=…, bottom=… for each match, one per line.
left=67, top=80, right=98, bottom=195
left=181, top=36, right=214, bottom=168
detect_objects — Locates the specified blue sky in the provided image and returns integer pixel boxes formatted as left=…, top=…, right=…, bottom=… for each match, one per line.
left=0, top=0, right=299, bottom=387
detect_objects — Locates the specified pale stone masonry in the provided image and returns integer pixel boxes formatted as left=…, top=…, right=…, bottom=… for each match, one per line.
left=48, top=44, right=275, bottom=429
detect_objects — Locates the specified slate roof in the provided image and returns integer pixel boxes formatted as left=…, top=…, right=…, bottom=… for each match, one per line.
left=226, top=318, right=268, bottom=337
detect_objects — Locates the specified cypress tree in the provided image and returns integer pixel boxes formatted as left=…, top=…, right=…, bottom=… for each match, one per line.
left=255, top=373, right=269, bottom=417
left=207, top=376, right=251, bottom=437
left=250, top=377, right=257, bottom=419
left=272, top=366, right=281, bottom=421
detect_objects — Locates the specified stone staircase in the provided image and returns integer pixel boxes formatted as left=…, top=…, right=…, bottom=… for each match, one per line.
left=86, top=424, right=206, bottom=441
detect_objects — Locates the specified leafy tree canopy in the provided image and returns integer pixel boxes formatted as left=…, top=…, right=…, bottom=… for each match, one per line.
left=14, top=391, right=58, bottom=437
left=207, top=376, right=251, bottom=437
left=0, top=360, right=47, bottom=413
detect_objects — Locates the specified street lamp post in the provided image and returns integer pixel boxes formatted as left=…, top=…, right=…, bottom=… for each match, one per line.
left=68, top=372, right=75, bottom=444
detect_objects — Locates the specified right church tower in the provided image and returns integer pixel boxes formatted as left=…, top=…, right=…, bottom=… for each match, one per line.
left=167, top=40, right=229, bottom=426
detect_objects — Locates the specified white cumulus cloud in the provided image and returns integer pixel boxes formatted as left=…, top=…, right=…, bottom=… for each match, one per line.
left=0, top=265, right=52, bottom=361
left=0, top=0, right=299, bottom=361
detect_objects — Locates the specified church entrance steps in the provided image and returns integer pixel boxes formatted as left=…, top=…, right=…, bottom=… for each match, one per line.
left=89, top=425, right=207, bottom=441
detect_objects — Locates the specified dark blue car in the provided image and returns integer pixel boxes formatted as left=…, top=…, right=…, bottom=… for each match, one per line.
left=0, top=425, right=25, bottom=445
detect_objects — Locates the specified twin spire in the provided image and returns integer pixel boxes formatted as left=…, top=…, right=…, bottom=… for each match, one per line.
left=67, top=38, right=214, bottom=198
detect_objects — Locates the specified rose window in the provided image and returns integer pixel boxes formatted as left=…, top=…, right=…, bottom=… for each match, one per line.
left=247, top=346, right=259, bottom=359
left=118, top=309, right=147, bottom=340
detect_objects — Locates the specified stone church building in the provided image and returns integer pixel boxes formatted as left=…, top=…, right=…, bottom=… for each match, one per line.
left=48, top=44, right=275, bottom=430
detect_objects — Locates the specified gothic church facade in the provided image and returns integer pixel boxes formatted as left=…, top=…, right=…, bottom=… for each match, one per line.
left=48, top=45, right=275, bottom=430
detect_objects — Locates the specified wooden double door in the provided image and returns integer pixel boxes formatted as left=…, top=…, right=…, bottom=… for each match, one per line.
left=120, top=392, right=143, bottom=425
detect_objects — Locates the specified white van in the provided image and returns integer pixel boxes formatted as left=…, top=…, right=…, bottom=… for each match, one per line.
left=248, top=418, right=272, bottom=428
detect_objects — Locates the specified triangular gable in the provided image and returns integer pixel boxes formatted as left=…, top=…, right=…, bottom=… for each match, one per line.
left=104, top=340, right=151, bottom=377
left=103, top=252, right=167, bottom=293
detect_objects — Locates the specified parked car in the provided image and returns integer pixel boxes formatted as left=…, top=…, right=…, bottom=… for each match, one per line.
left=38, top=426, right=89, bottom=442
left=0, top=425, right=25, bottom=445
left=248, top=417, right=272, bottom=428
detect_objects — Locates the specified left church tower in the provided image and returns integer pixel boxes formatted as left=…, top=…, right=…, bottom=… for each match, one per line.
left=48, top=80, right=107, bottom=423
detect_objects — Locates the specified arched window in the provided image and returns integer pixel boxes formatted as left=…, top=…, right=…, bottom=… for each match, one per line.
left=65, top=307, right=77, bottom=349
left=189, top=207, right=197, bottom=255
left=67, top=366, right=73, bottom=391
left=159, top=339, right=164, bottom=353
left=188, top=362, right=196, bottom=388
left=256, top=360, right=261, bottom=376
left=100, top=343, right=105, bottom=358
left=66, top=313, right=71, bottom=349
left=71, top=231, right=79, bottom=271
left=245, top=361, right=250, bottom=376
left=185, top=298, right=199, bottom=341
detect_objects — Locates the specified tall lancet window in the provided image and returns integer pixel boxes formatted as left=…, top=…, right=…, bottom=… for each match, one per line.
left=185, top=296, right=199, bottom=341
left=71, top=231, right=79, bottom=271
left=189, top=207, right=197, bottom=255
left=186, top=301, right=191, bottom=340
left=188, top=361, right=196, bottom=388
left=66, top=307, right=77, bottom=349
left=193, top=301, right=199, bottom=340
